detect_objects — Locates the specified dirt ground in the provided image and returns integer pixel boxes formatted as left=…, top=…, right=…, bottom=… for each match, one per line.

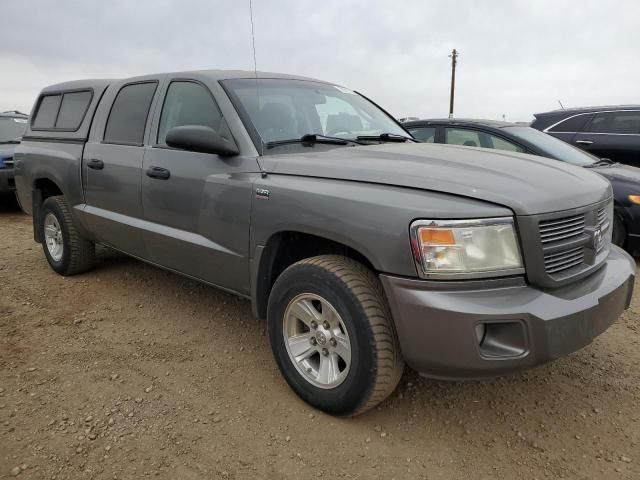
left=1, top=199, right=638, bottom=480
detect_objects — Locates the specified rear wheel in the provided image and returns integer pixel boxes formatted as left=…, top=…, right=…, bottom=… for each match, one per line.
left=40, top=196, right=95, bottom=275
left=267, top=255, right=404, bottom=416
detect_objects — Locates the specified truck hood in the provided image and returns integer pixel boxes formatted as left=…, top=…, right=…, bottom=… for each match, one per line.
left=259, top=143, right=611, bottom=216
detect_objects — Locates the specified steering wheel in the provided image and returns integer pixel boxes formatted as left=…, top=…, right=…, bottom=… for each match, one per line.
left=327, top=128, right=353, bottom=136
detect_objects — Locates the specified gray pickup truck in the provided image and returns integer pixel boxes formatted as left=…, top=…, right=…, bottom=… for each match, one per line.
left=15, top=70, right=636, bottom=416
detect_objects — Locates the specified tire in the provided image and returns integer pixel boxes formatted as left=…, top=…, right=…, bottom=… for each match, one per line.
left=40, top=196, right=94, bottom=275
left=612, top=214, right=626, bottom=248
left=267, top=255, right=404, bottom=416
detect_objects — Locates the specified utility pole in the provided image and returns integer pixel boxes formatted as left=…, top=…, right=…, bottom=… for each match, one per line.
left=448, top=48, right=458, bottom=119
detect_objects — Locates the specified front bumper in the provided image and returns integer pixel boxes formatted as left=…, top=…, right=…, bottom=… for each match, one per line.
left=0, top=167, right=15, bottom=193
left=381, top=246, right=635, bottom=379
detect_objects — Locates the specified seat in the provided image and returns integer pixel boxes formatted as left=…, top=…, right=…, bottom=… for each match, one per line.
left=326, top=113, right=362, bottom=134
left=256, top=103, right=298, bottom=142
left=463, top=140, right=478, bottom=147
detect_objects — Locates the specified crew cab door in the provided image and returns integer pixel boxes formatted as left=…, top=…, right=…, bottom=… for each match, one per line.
left=83, top=77, right=163, bottom=256
left=573, top=110, right=640, bottom=166
left=141, top=78, right=254, bottom=294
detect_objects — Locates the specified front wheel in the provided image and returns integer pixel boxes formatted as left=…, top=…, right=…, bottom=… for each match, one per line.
left=267, top=255, right=404, bottom=416
left=40, top=196, right=95, bottom=275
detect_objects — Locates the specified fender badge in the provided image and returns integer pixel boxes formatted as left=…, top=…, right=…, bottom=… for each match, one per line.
left=256, top=188, right=270, bottom=200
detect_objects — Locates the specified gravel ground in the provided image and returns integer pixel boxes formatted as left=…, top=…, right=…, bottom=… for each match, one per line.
left=1, top=200, right=639, bottom=480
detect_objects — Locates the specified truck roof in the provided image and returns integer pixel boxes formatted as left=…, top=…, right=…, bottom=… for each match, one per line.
left=41, top=70, right=331, bottom=93
left=41, top=79, right=113, bottom=93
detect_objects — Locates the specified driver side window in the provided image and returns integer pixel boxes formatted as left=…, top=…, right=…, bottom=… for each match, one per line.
left=157, top=81, right=223, bottom=145
left=445, top=128, right=482, bottom=147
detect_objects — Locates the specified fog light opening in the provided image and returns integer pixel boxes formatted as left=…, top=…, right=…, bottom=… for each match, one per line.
left=477, top=321, right=527, bottom=358
left=475, top=323, right=487, bottom=346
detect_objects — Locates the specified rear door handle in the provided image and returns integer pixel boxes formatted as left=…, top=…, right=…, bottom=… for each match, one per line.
left=146, top=166, right=171, bottom=180
left=575, top=140, right=594, bottom=145
left=87, top=159, right=104, bottom=170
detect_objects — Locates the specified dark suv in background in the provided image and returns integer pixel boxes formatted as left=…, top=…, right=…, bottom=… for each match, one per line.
left=531, top=106, right=640, bottom=166
left=0, top=110, right=28, bottom=197
left=403, top=118, right=640, bottom=253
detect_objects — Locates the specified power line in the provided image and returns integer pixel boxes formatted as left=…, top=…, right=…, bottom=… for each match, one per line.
left=448, top=48, right=458, bottom=119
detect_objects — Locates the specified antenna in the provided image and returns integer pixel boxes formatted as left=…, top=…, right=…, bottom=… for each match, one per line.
left=558, top=100, right=565, bottom=109
left=248, top=0, right=264, bottom=160
left=249, top=0, right=258, bottom=78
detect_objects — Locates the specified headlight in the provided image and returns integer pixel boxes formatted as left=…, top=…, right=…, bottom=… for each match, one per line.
left=410, top=218, right=524, bottom=279
left=628, top=195, right=640, bottom=205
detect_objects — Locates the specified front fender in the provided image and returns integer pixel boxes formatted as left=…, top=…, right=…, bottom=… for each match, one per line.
left=250, top=175, right=513, bottom=278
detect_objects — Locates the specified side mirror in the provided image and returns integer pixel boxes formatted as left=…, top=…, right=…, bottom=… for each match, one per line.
left=165, top=125, right=239, bottom=156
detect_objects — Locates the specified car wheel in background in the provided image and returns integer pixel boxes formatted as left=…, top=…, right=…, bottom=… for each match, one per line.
left=40, top=196, right=95, bottom=275
left=612, top=214, right=626, bottom=248
left=267, top=255, right=404, bottom=416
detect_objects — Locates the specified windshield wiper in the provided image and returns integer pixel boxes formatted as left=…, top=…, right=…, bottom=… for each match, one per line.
left=0, top=140, right=20, bottom=144
left=265, top=134, right=360, bottom=149
left=356, top=133, right=415, bottom=143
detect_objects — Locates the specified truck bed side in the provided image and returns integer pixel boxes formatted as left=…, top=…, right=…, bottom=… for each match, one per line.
left=14, top=80, right=111, bottom=239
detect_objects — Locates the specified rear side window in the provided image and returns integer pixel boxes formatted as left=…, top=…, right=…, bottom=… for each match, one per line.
left=32, top=90, right=93, bottom=131
left=408, top=127, right=435, bottom=143
left=56, top=91, right=92, bottom=129
left=32, top=94, right=62, bottom=129
left=548, top=114, right=592, bottom=133
left=487, top=134, right=524, bottom=153
left=157, top=81, right=223, bottom=144
left=445, top=128, right=482, bottom=147
left=445, top=128, right=524, bottom=153
left=104, top=82, right=158, bottom=145
left=588, top=111, right=640, bottom=134
left=0, top=116, right=28, bottom=142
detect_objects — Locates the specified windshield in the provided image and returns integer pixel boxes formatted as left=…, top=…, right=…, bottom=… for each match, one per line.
left=503, top=126, right=597, bottom=166
left=223, top=78, right=408, bottom=150
left=0, top=116, right=27, bottom=142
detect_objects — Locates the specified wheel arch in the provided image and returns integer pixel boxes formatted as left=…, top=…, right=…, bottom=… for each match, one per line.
left=251, top=230, right=377, bottom=320
left=32, top=177, right=65, bottom=243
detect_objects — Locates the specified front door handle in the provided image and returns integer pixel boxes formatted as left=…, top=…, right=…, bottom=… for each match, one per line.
left=575, top=140, right=594, bottom=145
left=87, top=159, right=104, bottom=170
left=146, top=166, right=171, bottom=180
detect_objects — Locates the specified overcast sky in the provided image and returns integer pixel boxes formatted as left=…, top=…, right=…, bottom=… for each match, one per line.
left=1, top=0, right=638, bottom=122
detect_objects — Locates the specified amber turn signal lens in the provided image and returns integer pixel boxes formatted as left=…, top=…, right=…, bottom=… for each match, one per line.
left=419, top=228, right=455, bottom=245
left=628, top=195, right=640, bottom=204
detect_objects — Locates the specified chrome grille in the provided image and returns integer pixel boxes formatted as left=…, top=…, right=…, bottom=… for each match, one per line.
left=597, top=207, right=610, bottom=236
left=539, top=214, right=585, bottom=244
left=519, top=200, right=611, bottom=288
left=544, top=246, right=584, bottom=274
left=537, top=205, right=611, bottom=278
